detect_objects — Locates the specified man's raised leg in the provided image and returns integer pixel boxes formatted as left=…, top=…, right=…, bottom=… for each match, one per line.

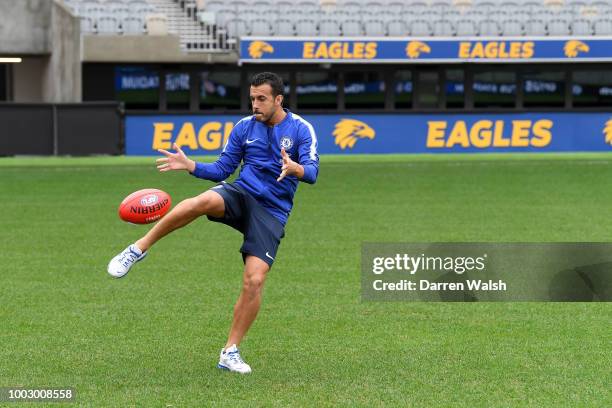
left=218, top=255, right=270, bottom=374
left=107, top=190, right=225, bottom=278
left=135, top=190, right=225, bottom=252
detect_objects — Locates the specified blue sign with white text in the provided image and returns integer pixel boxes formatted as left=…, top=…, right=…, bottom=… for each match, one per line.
left=126, top=113, right=612, bottom=155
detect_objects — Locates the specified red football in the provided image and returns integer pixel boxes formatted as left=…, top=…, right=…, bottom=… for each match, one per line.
left=118, top=189, right=172, bottom=224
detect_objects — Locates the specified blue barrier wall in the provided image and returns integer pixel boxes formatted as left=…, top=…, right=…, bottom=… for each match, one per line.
left=126, top=113, right=612, bottom=156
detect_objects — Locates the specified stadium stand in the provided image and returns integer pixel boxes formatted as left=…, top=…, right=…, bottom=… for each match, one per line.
left=63, top=0, right=612, bottom=51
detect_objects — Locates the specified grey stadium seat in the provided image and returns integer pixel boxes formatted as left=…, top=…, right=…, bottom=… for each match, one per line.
left=241, top=8, right=263, bottom=22
left=466, top=10, right=486, bottom=23
left=275, top=1, right=293, bottom=14
left=364, top=2, right=385, bottom=15
left=80, top=17, right=95, bottom=33
left=97, top=16, right=120, bottom=34
left=433, top=19, right=454, bottom=36
left=410, top=20, right=432, bottom=36
left=571, top=19, right=592, bottom=35
left=501, top=19, right=523, bottom=36
left=111, top=6, right=129, bottom=21
left=204, top=1, right=225, bottom=12
left=364, top=19, right=386, bottom=36
left=215, top=9, right=236, bottom=27
left=408, top=1, right=428, bottom=14
left=342, top=20, right=363, bottom=36
left=455, top=19, right=478, bottom=36
left=387, top=2, right=405, bottom=14
left=555, top=10, right=575, bottom=21
left=122, top=17, right=144, bottom=34
left=386, top=19, right=407, bottom=36
left=533, top=10, right=554, bottom=23
left=371, top=11, right=395, bottom=22
left=431, top=0, right=452, bottom=7
left=548, top=19, right=570, bottom=36
left=444, top=9, right=461, bottom=22
left=524, top=19, right=547, bottom=35
left=594, top=18, right=612, bottom=35
left=319, top=19, right=341, bottom=36
left=473, top=1, right=496, bottom=13
left=489, top=11, right=508, bottom=22
left=295, top=19, right=318, bottom=36
left=250, top=19, right=273, bottom=36
left=342, top=1, right=362, bottom=15
left=479, top=20, right=500, bottom=36
left=275, top=19, right=294, bottom=36
left=226, top=18, right=249, bottom=37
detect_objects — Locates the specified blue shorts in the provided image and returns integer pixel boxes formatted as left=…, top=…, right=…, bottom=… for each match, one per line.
left=207, top=182, right=285, bottom=267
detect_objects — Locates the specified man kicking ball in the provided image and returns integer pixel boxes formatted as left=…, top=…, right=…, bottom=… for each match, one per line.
left=107, top=72, right=319, bottom=374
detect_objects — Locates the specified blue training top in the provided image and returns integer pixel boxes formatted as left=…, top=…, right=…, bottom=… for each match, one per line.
left=191, top=109, right=319, bottom=225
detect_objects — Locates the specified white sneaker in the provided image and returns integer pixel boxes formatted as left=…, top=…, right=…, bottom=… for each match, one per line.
left=217, top=344, right=252, bottom=374
left=107, top=244, right=147, bottom=278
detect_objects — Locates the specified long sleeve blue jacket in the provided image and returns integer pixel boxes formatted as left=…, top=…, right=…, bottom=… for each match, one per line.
left=191, top=109, right=319, bottom=225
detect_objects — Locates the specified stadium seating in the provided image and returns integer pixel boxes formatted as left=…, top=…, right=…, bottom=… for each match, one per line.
left=63, top=0, right=612, bottom=53
left=194, top=0, right=612, bottom=40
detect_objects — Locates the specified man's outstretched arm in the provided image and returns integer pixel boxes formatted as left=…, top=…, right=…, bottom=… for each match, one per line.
left=157, top=124, right=244, bottom=181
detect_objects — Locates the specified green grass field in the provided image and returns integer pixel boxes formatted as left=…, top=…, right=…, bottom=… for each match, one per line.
left=1, top=154, right=611, bottom=407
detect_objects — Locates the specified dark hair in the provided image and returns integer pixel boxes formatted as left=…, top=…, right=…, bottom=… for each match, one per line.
left=250, top=72, right=284, bottom=97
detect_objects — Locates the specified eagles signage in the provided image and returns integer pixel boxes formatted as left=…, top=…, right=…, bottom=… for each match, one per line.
left=239, top=37, right=612, bottom=63
left=126, top=113, right=612, bottom=155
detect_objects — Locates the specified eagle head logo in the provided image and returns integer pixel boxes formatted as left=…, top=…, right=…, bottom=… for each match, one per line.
left=604, top=119, right=612, bottom=145
left=406, top=41, right=431, bottom=59
left=564, top=40, right=589, bottom=58
left=248, top=41, right=274, bottom=59
left=332, top=119, right=375, bottom=150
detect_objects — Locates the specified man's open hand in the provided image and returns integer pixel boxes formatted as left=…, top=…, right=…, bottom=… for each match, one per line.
left=277, top=148, right=303, bottom=182
left=156, top=143, right=196, bottom=173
